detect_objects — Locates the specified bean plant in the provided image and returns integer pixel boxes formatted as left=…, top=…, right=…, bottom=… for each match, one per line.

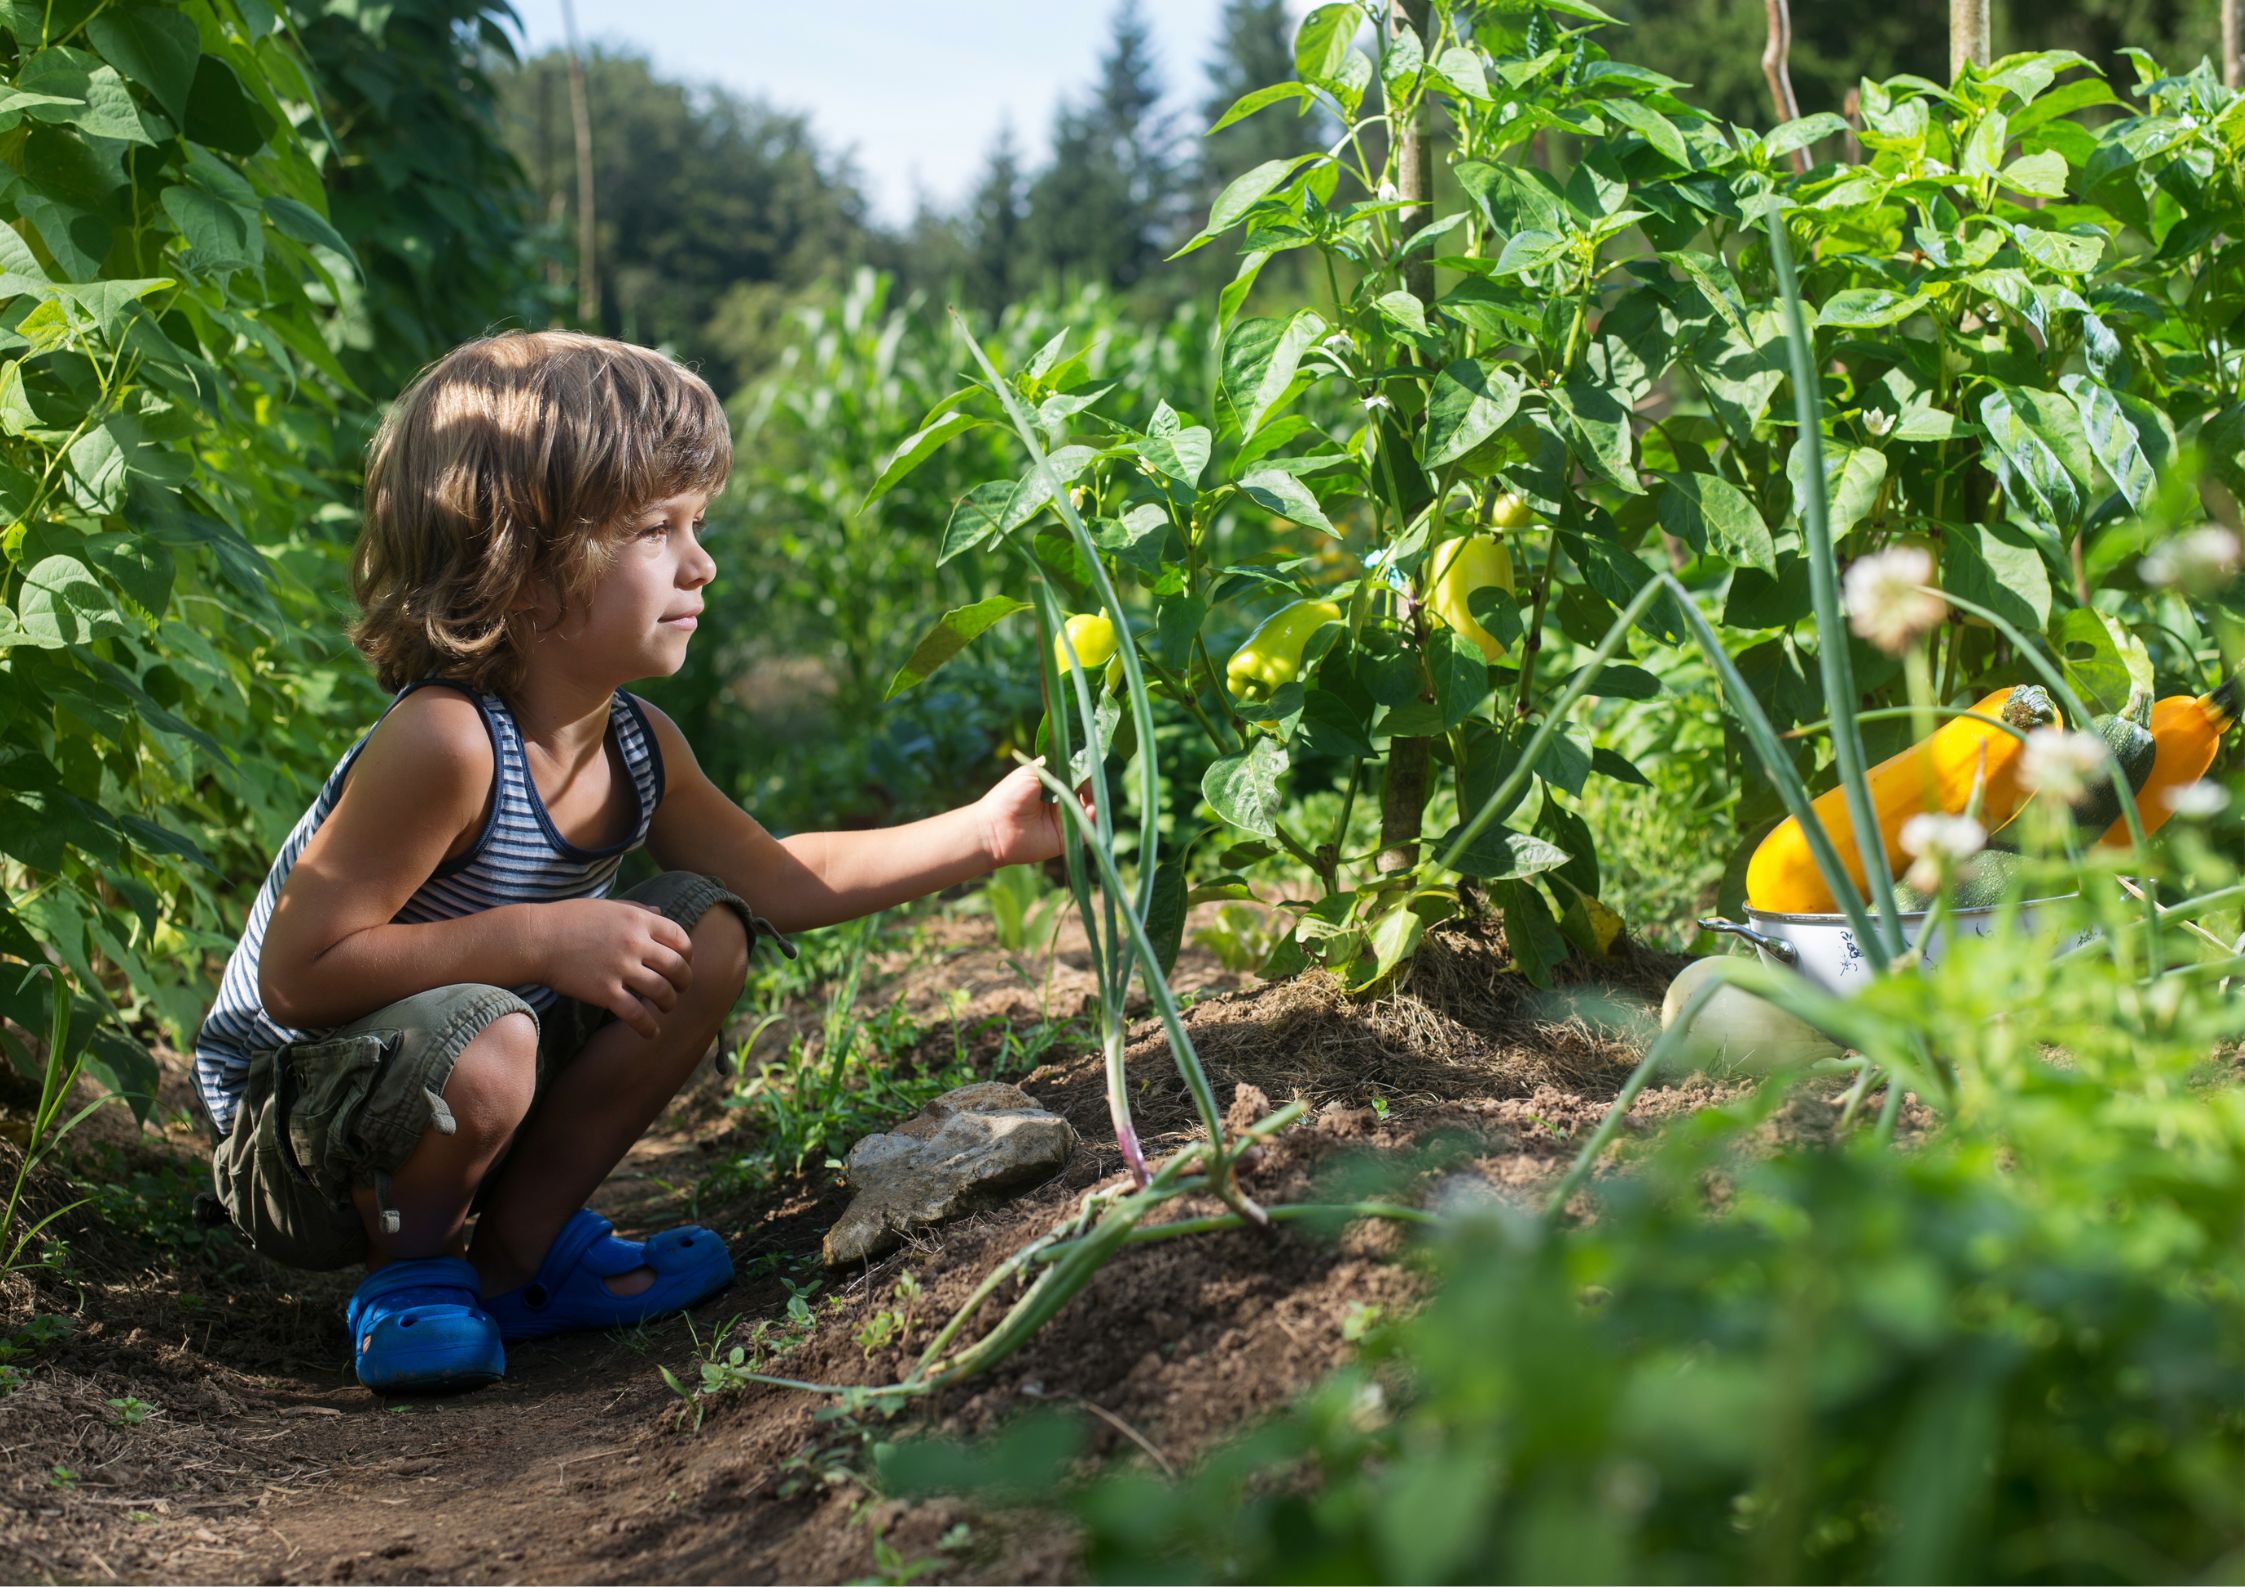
left=0, top=3, right=538, bottom=1143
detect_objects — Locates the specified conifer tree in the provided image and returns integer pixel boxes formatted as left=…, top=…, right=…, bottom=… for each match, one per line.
left=966, top=120, right=1027, bottom=318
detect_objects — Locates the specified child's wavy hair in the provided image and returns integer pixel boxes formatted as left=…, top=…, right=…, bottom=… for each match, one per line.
left=351, top=330, right=731, bottom=695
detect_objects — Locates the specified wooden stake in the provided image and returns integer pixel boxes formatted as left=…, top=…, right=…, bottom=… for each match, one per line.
left=559, top=0, right=599, bottom=325
left=2225, top=0, right=2240, bottom=91
left=1762, top=0, right=1808, bottom=174
left=1949, top=0, right=1990, bottom=81
left=1378, top=0, right=1435, bottom=878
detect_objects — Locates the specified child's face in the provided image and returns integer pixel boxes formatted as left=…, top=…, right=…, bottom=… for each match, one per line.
left=552, top=489, right=717, bottom=683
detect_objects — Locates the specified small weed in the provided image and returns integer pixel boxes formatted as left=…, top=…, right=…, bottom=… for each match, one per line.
left=1341, top=1301, right=1386, bottom=1343
left=1369, top=1094, right=1391, bottom=1121
left=703, top=940, right=1086, bottom=1211
left=856, top=1270, right=924, bottom=1359
left=106, top=1396, right=153, bottom=1427
left=659, top=1301, right=823, bottom=1433
left=863, top=1518, right=971, bottom=1585
left=48, top=1464, right=77, bottom=1489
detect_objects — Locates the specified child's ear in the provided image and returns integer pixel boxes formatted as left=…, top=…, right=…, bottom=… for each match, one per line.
left=510, top=578, right=566, bottom=632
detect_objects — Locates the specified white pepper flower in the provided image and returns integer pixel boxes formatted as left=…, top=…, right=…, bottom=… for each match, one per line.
left=1899, top=810, right=1987, bottom=894
left=1842, top=545, right=1946, bottom=655
left=1377, top=178, right=1400, bottom=204
left=2019, top=727, right=2113, bottom=805
left=2140, top=526, right=2242, bottom=595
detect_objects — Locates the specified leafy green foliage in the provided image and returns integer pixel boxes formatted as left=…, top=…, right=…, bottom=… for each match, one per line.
left=873, top=6, right=2243, bottom=987
left=893, top=907, right=2245, bottom=1582
left=0, top=1, right=538, bottom=1115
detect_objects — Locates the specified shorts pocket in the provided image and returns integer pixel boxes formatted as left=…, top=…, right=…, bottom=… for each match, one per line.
left=279, top=1029, right=400, bottom=1200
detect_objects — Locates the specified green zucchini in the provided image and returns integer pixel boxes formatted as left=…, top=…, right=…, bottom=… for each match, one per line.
left=2064, top=688, right=2157, bottom=833
left=1891, top=843, right=2030, bottom=912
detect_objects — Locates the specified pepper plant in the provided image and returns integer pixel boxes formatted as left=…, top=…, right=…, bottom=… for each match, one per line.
left=881, top=4, right=2240, bottom=995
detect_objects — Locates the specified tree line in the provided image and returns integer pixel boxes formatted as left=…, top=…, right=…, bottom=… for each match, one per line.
left=495, top=0, right=2224, bottom=392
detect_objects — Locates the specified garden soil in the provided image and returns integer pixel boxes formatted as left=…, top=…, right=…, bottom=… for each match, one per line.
left=0, top=909, right=1893, bottom=1585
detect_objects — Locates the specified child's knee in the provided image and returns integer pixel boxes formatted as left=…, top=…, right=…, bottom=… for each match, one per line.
left=442, top=1011, right=539, bottom=1144
left=690, top=904, right=750, bottom=1005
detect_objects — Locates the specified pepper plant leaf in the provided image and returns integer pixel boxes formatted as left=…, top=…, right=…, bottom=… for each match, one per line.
left=883, top=596, right=1030, bottom=701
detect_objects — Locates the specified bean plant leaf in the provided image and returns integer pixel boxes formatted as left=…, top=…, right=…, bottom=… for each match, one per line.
left=85, top=6, right=201, bottom=123
left=1422, top=359, right=1522, bottom=468
left=1656, top=468, right=1774, bottom=571
left=883, top=597, right=1031, bottom=701
left=16, top=554, right=126, bottom=647
left=1203, top=738, right=1289, bottom=838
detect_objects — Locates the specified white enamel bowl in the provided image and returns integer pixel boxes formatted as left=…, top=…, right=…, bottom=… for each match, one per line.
left=1698, top=898, right=2098, bottom=997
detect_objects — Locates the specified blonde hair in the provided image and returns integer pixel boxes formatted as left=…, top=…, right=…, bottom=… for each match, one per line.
left=350, top=329, right=731, bottom=694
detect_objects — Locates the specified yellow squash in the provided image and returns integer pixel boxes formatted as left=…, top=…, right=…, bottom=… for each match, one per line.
left=2096, top=676, right=2237, bottom=846
left=1745, top=684, right=2061, bottom=915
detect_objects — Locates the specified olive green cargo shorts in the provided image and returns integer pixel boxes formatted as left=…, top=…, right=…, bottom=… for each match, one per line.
left=209, top=872, right=759, bottom=1271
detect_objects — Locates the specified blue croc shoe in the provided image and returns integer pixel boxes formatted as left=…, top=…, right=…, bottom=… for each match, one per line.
left=483, top=1208, right=733, bottom=1343
left=347, top=1257, right=505, bottom=1393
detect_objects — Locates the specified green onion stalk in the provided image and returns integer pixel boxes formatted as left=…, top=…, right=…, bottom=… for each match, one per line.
left=950, top=311, right=1246, bottom=1210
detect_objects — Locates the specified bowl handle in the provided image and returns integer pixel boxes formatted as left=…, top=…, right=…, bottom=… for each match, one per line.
left=1698, top=917, right=1800, bottom=967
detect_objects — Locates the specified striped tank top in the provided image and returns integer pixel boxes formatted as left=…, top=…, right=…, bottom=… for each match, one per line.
left=192, top=679, right=665, bottom=1138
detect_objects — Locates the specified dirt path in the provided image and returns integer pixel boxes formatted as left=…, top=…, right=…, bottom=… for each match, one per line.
left=1, top=913, right=1728, bottom=1584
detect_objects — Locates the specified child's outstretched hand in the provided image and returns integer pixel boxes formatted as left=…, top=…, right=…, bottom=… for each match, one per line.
left=978, top=760, right=1094, bottom=869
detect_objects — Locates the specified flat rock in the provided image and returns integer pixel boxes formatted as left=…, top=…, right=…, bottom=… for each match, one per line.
left=822, top=1082, right=1076, bottom=1266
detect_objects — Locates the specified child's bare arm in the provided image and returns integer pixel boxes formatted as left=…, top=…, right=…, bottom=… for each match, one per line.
left=259, top=692, right=692, bottom=1034
left=637, top=704, right=1064, bottom=934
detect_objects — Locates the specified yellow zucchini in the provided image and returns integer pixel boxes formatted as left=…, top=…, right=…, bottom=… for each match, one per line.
left=1745, top=685, right=2061, bottom=915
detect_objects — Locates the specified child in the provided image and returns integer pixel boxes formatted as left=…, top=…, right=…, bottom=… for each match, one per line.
left=193, top=330, right=1069, bottom=1392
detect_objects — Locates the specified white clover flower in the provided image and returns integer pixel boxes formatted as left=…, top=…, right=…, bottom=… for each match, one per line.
left=1842, top=545, right=1946, bottom=655
left=1899, top=810, right=1987, bottom=894
left=2161, top=780, right=2230, bottom=819
left=2019, top=726, right=2113, bottom=805
left=2140, top=526, right=2242, bottom=595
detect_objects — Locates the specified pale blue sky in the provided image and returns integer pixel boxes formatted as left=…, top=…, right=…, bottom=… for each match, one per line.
left=506, top=2, right=1314, bottom=228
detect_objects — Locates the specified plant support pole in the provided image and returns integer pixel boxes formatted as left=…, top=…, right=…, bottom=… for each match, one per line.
left=1949, top=0, right=1990, bottom=80
left=1377, top=0, right=1436, bottom=876
left=1761, top=0, right=1808, bottom=174
left=560, top=0, right=599, bottom=324
left=2227, top=0, right=2240, bottom=91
